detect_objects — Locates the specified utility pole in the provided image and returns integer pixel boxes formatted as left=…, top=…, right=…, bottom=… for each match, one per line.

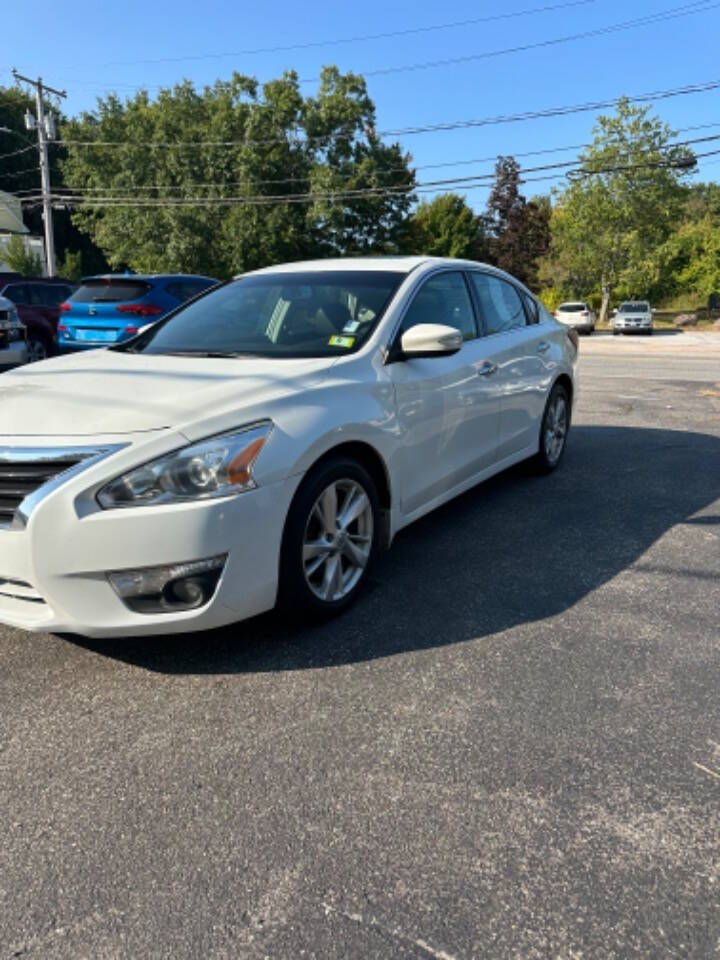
left=11, top=69, right=66, bottom=277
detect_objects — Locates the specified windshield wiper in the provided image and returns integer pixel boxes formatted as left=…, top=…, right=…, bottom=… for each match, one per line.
left=156, top=350, right=255, bottom=358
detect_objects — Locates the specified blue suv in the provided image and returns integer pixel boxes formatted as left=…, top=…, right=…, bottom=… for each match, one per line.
left=58, top=274, right=219, bottom=350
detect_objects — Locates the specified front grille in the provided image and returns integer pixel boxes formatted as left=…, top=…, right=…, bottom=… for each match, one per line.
left=0, top=458, right=84, bottom=524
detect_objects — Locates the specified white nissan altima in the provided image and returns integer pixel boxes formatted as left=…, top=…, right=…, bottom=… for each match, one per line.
left=0, top=257, right=577, bottom=638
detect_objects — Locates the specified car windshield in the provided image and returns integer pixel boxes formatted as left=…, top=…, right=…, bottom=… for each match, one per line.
left=619, top=302, right=649, bottom=313
left=122, top=271, right=404, bottom=359
left=558, top=303, right=587, bottom=312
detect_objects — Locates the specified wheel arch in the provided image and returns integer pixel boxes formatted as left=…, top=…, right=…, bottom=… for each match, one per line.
left=286, top=440, right=393, bottom=549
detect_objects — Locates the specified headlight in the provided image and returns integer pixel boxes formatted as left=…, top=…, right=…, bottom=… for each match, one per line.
left=97, top=422, right=272, bottom=509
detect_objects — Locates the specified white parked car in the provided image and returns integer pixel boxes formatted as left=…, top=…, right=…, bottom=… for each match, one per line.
left=554, top=301, right=596, bottom=334
left=0, top=295, right=28, bottom=371
left=0, top=258, right=577, bottom=638
left=613, top=301, right=654, bottom=335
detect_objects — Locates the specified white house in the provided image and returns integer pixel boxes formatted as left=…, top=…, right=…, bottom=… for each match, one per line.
left=0, top=190, right=46, bottom=274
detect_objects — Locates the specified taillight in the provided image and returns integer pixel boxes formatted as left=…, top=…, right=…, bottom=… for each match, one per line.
left=57, top=323, right=68, bottom=332
left=116, top=303, right=164, bottom=317
left=123, top=325, right=140, bottom=335
left=59, top=302, right=70, bottom=312
left=581, top=311, right=589, bottom=317
left=566, top=328, right=579, bottom=352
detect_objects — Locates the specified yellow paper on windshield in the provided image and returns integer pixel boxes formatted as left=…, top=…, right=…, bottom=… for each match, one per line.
left=328, top=335, right=355, bottom=348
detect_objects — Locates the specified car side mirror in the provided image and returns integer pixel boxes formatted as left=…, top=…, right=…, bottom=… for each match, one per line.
left=399, top=323, right=463, bottom=358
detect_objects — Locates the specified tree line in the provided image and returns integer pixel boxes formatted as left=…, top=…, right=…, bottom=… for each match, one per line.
left=1, top=73, right=719, bottom=313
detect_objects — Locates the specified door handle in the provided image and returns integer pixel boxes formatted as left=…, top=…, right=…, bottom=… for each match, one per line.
left=476, top=361, right=498, bottom=376
left=537, top=341, right=551, bottom=354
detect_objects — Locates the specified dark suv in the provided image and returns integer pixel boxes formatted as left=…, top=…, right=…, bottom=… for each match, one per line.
left=0, top=274, right=76, bottom=361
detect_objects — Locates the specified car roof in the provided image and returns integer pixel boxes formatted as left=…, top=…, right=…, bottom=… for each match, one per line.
left=238, top=257, right=532, bottom=288
left=80, top=273, right=218, bottom=282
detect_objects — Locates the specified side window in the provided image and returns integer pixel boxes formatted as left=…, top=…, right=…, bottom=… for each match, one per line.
left=470, top=273, right=527, bottom=335
left=400, top=272, right=476, bottom=341
left=522, top=292, right=539, bottom=325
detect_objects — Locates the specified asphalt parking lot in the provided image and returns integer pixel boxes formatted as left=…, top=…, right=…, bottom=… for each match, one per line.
left=1, top=333, right=719, bottom=959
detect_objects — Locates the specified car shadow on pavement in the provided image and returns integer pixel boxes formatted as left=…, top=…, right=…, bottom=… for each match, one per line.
left=64, top=425, right=720, bottom=674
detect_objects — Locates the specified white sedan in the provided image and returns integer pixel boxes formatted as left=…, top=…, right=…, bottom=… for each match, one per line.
left=0, top=257, right=577, bottom=638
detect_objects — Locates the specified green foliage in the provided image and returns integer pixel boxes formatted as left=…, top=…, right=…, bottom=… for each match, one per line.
left=657, top=216, right=720, bottom=302
left=60, top=69, right=416, bottom=275
left=484, top=157, right=550, bottom=289
left=543, top=99, right=693, bottom=319
left=404, top=193, right=483, bottom=259
left=1, top=234, right=43, bottom=274
left=57, top=249, right=83, bottom=281
left=0, top=85, right=107, bottom=273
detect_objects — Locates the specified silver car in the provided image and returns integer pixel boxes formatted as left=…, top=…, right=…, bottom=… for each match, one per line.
left=613, top=301, right=654, bottom=335
left=0, top=296, right=28, bottom=372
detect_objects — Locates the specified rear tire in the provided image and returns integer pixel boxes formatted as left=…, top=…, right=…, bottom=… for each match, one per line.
left=26, top=337, right=50, bottom=363
left=533, top=382, right=570, bottom=474
left=278, top=457, right=380, bottom=619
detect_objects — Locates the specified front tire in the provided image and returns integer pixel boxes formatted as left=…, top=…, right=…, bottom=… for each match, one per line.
left=278, top=457, right=380, bottom=618
left=533, top=382, right=570, bottom=474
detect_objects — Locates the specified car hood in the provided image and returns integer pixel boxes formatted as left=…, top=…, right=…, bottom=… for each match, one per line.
left=0, top=349, right=335, bottom=437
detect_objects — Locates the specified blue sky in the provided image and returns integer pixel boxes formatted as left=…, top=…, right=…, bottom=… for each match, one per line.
left=5, top=0, right=720, bottom=208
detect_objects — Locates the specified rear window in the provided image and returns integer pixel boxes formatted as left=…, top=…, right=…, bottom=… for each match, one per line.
left=70, top=279, right=152, bottom=303
left=558, top=303, right=587, bottom=312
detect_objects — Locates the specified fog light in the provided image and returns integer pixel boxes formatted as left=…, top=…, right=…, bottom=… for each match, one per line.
left=108, top=555, right=226, bottom=614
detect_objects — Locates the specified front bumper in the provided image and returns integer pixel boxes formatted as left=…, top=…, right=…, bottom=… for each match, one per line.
left=0, top=444, right=300, bottom=637
left=613, top=319, right=652, bottom=332
left=0, top=343, right=28, bottom=369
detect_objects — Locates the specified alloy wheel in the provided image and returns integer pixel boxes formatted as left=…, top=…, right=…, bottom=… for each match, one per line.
left=302, top=478, right=374, bottom=602
left=27, top=339, right=48, bottom=363
left=544, top=393, right=568, bottom=465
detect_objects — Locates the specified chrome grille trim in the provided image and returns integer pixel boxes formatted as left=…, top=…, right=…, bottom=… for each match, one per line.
left=0, top=444, right=127, bottom=528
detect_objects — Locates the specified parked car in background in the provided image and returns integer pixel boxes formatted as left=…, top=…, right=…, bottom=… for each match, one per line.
left=0, top=256, right=577, bottom=638
left=0, top=294, right=28, bottom=370
left=0, top=274, right=75, bottom=362
left=554, top=301, right=596, bottom=334
left=58, top=274, right=219, bottom=350
left=612, top=301, right=654, bottom=335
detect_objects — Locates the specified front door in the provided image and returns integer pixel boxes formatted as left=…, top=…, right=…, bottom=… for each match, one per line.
left=389, top=271, right=501, bottom=516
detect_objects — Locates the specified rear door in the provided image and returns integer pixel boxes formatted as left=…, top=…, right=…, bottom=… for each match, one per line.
left=389, top=270, right=501, bottom=516
left=468, top=271, right=550, bottom=460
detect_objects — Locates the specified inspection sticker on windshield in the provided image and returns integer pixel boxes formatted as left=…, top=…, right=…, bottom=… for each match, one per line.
left=328, top=335, right=355, bottom=348
left=343, top=320, right=360, bottom=334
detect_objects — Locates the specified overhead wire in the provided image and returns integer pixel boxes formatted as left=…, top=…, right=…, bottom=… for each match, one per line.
left=49, top=0, right=598, bottom=68
left=25, top=131, right=718, bottom=199
left=55, top=77, right=720, bottom=150
left=22, top=147, right=717, bottom=209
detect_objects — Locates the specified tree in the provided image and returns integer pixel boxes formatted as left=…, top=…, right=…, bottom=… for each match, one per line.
left=404, top=193, right=483, bottom=259
left=60, top=68, right=416, bottom=276
left=658, top=216, right=720, bottom=304
left=1, top=234, right=43, bottom=274
left=0, top=85, right=108, bottom=275
left=484, top=157, right=550, bottom=288
left=545, top=99, right=693, bottom=323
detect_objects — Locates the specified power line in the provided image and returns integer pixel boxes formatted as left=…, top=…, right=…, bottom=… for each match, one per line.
left=30, top=132, right=718, bottom=198
left=42, top=0, right=720, bottom=95
left=24, top=148, right=716, bottom=209
left=56, top=77, right=720, bottom=149
left=51, top=0, right=598, bottom=68
left=0, top=143, right=37, bottom=161
left=299, top=0, right=720, bottom=83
